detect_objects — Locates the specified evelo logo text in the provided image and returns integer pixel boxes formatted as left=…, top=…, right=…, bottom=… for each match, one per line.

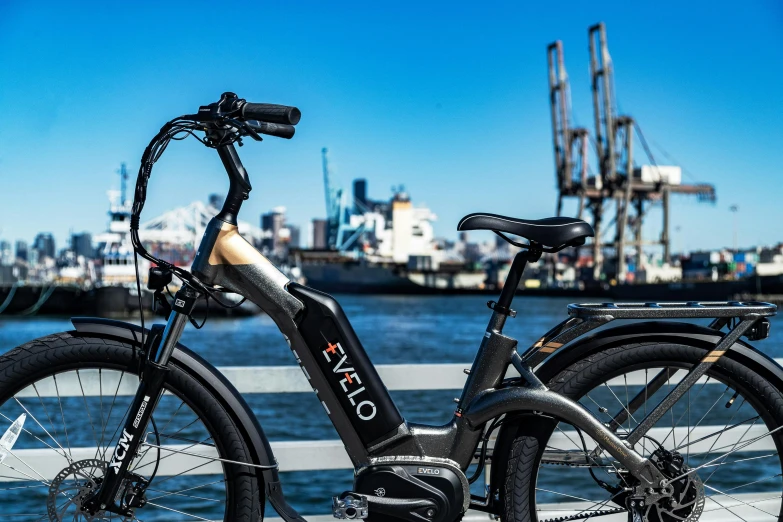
left=321, top=341, right=377, bottom=421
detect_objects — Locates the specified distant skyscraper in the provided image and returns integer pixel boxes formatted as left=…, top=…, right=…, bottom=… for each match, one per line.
left=0, top=241, right=12, bottom=266
left=71, top=232, right=94, bottom=258
left=209, top=194, right=224, bottom=209
left=15, top=240, right=28, bottom=262
left=288, top=224, right=301, bottom=249
left=353, top=178, right=367, bottom=214
left=495, top=233, right=509, bottom=253
left=312, top=219, right=328, bottom=249
left=33, top=233, right=56, bottom=259
left=261, top=207, right=286, bottom=252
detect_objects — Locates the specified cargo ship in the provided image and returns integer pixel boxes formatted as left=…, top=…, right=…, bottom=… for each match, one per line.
left=0, top=167, right=261, bottom=317
left=297, top=173, right=489, bottom=294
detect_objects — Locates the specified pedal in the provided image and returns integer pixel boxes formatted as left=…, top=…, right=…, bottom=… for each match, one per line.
left=332, top=494, right=368, bottom=519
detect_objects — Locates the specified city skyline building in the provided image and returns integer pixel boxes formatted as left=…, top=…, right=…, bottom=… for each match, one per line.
left=0, top=241, right=12, bottom=267
left=33, top=233, right=56, bottom=260
left=71, top=232, right=94, bottom=259
left=261, top=207, right=286, bottom=254
left=15, top=240, right=28, bottom=262
left=312, top=219, right=328, bottom=250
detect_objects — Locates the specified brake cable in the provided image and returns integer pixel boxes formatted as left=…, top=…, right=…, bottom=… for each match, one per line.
left=129, top=114, right=254, bottom=342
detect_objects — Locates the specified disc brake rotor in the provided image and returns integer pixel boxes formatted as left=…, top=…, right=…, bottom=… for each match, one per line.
left=47, top=459, right=132, bottom=522
left=645, top=449, right=705, bottom=522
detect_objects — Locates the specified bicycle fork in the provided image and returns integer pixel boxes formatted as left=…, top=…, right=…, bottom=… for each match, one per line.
left=83, top=285, right=199, bottom=516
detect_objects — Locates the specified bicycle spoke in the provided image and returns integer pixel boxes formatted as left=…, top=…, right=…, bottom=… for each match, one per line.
left=536, top=487, right=597, bottom=503
left=702, top=417, right=761, bottom=485
left=723, top=471, right=783, bottom=493
left=0, top=410, right=70, bottom=462
left=11, top=398, right=71, bottom=462
left=51, top=374, right=73, bottom=462
left=146, top=478, right=225, bottom=502
left=704, top=483, right=779, bottom=518
left=536, top=362, right=782, bottom=522
left=139, top=441, right=219, bottom=487
left=146, top=486, right=222, bottom=503
left=667, top=424, right=783, bottom=484
left=32, top=381, right=62, bottom=444
left=144, top=500, right=213, bottom=520
left=602, top=381, right=638, bottom=427
left=702, top=494, right=783, bottom=514
left=674, top=416, right=760, bottom=452
left=76, top=369, right=102, bottom=451
left=130, top=416, right=205, bottom=473
left=96, top=370, right=126, bottom=462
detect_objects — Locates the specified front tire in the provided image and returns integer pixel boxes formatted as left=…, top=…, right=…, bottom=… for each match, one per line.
left=0, top=332, right=262, bottom=521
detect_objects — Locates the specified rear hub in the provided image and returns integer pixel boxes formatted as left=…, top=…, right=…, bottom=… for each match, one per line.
left=634, top=448, right=705, bottom=522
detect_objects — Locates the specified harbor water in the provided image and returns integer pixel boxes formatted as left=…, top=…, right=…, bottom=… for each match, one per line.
left=0, top=294, right=782, bottom=517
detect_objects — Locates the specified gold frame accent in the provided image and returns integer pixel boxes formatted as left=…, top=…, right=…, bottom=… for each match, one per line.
left=702, top=350, right=727, bottom=363
left=208, top=222, right=267, bottom=266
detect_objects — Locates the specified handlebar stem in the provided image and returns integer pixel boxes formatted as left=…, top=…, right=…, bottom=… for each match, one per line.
left=216, top=143, right=251, bottom=225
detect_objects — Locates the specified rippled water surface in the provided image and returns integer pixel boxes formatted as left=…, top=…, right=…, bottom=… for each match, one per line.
left=0, top=295, right=781, bottom=518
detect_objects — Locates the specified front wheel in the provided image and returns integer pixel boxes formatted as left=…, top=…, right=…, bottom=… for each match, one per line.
left=502, top=342, right=783, bottom=522
left=0, top=332, right=262, bottom=521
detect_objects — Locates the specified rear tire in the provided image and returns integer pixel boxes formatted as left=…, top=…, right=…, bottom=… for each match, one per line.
left=0, top=332, right=263, bottom=521
left=502, top=342, right=783, bottom=522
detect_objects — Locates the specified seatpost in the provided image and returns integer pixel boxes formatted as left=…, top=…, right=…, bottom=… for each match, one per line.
left=493, top=247, right=541, bottom=323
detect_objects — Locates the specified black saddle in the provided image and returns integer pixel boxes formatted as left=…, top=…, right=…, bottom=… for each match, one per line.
left=458, top=213, right=594, bottom=249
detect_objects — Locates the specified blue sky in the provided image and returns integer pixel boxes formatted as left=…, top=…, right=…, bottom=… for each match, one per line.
left=0, top=1, right=781, bottom=253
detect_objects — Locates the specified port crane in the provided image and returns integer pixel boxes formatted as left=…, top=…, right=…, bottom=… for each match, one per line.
left=321, top=148, right=368, bottom=252
left=321, top=148, right=343, bottom=249
left=549, top=23, right=716, bottom=282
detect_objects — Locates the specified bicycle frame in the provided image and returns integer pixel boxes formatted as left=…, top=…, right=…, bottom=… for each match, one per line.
left=87, top=139, right=776, bottom=518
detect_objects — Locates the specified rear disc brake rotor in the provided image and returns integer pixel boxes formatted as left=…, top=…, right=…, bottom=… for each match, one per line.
left=646, top=450, right=705, bottom=522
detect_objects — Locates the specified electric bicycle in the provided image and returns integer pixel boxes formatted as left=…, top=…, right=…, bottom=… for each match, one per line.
left=0, top=92, right=781, bottom=522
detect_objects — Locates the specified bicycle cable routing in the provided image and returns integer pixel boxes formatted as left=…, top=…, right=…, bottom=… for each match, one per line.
left=128, top=92, right=300, bottom=334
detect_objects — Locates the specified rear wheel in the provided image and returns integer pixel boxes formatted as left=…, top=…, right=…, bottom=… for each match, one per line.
left=0, top=332, right=262, bottom=521
left=502, top=342, right=783, bottom=522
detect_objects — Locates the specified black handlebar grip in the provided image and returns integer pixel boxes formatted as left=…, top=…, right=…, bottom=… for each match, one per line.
left=241, top=103, right=301, bottom=125
left=249, top=121, right=296, bottom=139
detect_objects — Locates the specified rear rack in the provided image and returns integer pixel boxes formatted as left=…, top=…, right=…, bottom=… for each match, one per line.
left=520, top=300, right=776, bottom=368
left=567, top=301, right=777, bottom=320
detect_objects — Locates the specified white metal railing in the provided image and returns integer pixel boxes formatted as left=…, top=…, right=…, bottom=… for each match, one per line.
left=4, top=362, right=781, bottom=520
left=5, top=360, right=782, bottom=481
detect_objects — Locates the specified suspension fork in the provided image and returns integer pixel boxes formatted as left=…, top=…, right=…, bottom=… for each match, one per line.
left=83, top=285, right=199, bottom=515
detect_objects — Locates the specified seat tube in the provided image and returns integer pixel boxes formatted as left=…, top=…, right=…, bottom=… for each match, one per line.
left=453, top=250, right=537, bottom=421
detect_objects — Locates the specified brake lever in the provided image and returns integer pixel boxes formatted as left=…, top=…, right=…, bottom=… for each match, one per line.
left=238, top=121, right=264, bottom=142
left=216, top=117, right=263, bottom=142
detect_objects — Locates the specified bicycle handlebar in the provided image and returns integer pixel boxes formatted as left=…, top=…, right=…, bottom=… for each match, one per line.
left=246, top=121, right=296, bottom=139
left=241, top=102, right=301, bottom=125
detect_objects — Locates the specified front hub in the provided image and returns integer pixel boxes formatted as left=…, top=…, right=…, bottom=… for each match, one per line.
left=47, top=459, right=142, bottom=521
